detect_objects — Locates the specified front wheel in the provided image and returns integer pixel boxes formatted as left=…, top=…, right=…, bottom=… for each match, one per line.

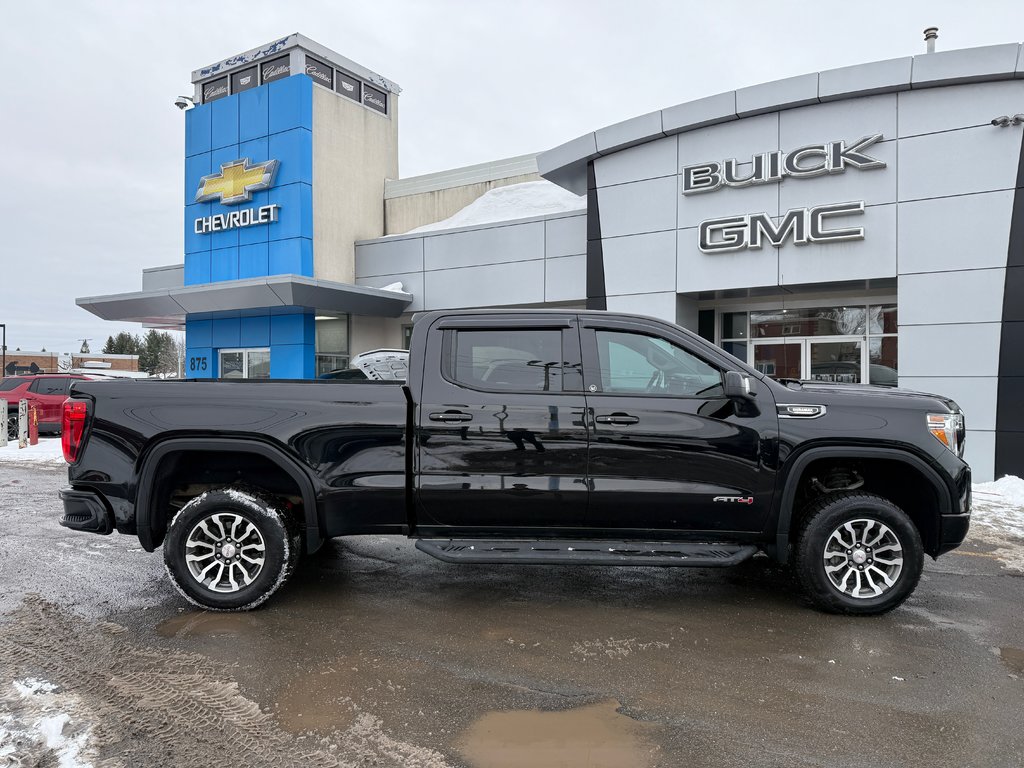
left=794, top=492, right=924, bottom=615
left=163, top=488, right=300, bottom=611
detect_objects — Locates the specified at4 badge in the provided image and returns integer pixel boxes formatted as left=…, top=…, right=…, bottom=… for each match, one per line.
left=714, top=496, right=754, bottom=505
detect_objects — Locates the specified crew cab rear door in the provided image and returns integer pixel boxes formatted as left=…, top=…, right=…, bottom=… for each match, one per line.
left=414, top=315, right=589, bottom=532
left=579, top=316, right=778, bottom=534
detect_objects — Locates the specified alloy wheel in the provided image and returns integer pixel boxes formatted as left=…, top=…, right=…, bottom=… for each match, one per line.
left=822, top=518, right=904, bottom=599
left=184, top=512, right=266, bottom=593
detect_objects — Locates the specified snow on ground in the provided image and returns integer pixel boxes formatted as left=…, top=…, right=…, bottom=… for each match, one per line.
left=971, top=475, right=1024, bottom=571
left=0, top=678, right=95, bottom=767
left=0, top=437, right=65, bottom=466
left=398, top=180, right=586, bottom=235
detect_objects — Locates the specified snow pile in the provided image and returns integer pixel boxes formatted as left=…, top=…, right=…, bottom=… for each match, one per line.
left=0, top=437, right=65, bottom=466
left=971, top=476, right=1024, bottom=572
left=0, top=679, right=95, bottom=767
left=972, top=476, right=1024, bottom=539
left=400, top=180, right=586, bottom=235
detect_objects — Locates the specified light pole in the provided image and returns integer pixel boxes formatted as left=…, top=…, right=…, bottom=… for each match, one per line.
left=1, top=324, right=5, bottom=376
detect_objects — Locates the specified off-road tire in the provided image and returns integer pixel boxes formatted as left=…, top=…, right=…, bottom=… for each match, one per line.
left=794, top=492, right=924, bottom=615
left=163, top=487, right=301, bottom=611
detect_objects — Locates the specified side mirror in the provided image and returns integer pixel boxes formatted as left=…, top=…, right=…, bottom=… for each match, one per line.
left=723, top=371, right=757, bottom=401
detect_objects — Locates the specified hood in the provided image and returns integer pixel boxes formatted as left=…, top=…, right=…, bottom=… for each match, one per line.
left=773, top=380, right=961, bottom=413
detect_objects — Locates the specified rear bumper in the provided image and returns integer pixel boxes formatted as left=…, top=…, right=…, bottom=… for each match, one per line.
left=58, top=487, right=113, bottom=535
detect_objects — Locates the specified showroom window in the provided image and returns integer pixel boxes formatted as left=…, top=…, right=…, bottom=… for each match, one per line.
left=316, top=316, right=350, bottom=376
left=219, top=348, right=271, bottom=379
left=719, top=304, right=897, bottom=386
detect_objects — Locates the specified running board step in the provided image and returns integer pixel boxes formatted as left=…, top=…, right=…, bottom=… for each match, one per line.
left=414, top=539, right=758, bottom=567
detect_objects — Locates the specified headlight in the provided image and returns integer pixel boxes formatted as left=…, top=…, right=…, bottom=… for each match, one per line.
left=927, top=412, right=964, bottom=456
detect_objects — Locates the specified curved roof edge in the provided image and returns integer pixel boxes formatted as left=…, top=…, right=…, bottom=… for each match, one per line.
left=538, top=42, right=1024, bottom=194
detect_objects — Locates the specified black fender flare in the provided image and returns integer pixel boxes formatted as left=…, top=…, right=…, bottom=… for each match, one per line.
left=772, top=445, right=952, bottom=563
left=134, top=437, right=322, bottom=554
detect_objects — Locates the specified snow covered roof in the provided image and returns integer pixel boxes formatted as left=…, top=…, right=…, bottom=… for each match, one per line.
left=396, top=181, right=585, bottom=236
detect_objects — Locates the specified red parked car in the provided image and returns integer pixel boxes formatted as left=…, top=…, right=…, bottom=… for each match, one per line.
left=1, top=375, right=91, bottom=436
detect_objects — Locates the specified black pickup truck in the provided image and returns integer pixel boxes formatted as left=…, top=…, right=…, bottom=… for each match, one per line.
left=58, top=310, right=971, bottom=615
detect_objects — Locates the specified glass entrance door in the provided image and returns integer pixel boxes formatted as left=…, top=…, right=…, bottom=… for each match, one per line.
left=752, top=340, right=802, bottom=380
left=807, top=339, right=863, bottom=384
left=751, top=338, right=866, bottom=383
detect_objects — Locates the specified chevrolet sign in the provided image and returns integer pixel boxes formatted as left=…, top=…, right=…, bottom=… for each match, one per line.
left=194, top=204, right=280, bottom=234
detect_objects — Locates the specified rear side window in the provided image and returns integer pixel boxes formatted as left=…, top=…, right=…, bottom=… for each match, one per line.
left=450, top=330, right=564, bottom=392
left=0, top=378, right=26, bottom=391
left=29, top=378, right=70, bottom=396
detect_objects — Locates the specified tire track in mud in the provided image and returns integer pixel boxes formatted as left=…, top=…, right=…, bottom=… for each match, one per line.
left=0, top=596, right=452, bottom=768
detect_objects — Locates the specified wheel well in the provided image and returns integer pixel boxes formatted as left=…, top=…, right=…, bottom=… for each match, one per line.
left=788, top=457, right=941, bottom=555
left=147, top=450, right=306, bottom=549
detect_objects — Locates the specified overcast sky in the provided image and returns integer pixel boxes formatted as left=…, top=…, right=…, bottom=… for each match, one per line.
left=2, top=0, right=1020, bottom=352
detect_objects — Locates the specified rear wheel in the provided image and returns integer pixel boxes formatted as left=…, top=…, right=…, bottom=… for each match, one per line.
left=794, top=492, right=923, bottom=615
left=163, top=488, right=300, bottom=611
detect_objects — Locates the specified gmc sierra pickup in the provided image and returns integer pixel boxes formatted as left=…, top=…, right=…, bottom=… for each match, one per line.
left=58, top=310, right=971, bottom=615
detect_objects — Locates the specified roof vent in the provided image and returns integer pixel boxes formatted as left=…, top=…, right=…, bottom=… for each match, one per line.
left=923, top=27, right=938, bottom=54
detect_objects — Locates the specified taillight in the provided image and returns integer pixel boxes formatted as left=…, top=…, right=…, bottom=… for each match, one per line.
left=62, top=400, right=89, bottom=464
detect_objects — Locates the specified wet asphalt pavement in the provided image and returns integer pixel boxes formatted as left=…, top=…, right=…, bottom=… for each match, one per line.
left=1, top=462, right=1023, bottom=767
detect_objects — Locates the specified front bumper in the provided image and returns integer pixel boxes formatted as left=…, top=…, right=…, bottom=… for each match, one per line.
left=58, top=487, right=114, bottom=535
left=936, top=471, right=972, bottom=556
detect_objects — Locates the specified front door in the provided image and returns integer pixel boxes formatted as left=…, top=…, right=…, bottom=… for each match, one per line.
left=415, top=316, right=590, bottom=533
left=580, top=318, right=778, bottom=535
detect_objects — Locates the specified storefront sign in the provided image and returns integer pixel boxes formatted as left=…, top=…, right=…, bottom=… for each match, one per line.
left=305, top=56, right=333, bottom=88
left=195, top=158, right=280, bottom=205
left=699, top=201, right=865, bottom=253
left=336, top=71, right=360, bottom=101
left=682, top=135, right=885, bottom=195
left=231, top=66, right=259, bottom=94
left=261, top=55, right=290, bottom=84
left=202, top=77, right=229, bottom=103
left=362, top=84, right=387, bottom=114
left=194, top=204, right=280, bottom=234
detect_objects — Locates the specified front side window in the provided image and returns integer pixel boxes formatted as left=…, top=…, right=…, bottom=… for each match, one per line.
left=451, top=330, right=563, bottom=392
left=595, top=330, right=722, bottom=396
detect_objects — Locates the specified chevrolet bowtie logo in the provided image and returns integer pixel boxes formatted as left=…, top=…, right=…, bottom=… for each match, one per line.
left=195, top=158, right=279, bottom=205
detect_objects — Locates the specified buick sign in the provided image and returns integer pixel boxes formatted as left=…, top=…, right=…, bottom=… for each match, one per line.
left=682, top=135, right=886, bottom=195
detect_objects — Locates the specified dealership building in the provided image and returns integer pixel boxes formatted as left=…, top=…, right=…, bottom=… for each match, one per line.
left=77, top=34, right=1024, bottom=481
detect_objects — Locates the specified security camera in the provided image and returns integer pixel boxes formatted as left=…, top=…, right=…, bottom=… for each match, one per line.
left=1012, top=114, right=1024, bottom=126
left=174, top=96, right=195, bottom=111
left=991, top=115, right=1011, bottom=127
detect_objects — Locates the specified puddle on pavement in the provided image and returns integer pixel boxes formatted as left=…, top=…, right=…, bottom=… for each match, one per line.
left=156, top=611, right=262, bottom=638
left=457, top=698, right=658, bottom=768
left=274, top=665, right=358, bottom=734
left=998, top=647, right=1024, bottom=675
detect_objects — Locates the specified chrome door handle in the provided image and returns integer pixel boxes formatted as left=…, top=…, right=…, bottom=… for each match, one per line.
left=595, top=413, right=639, bottom=425
left=429, top=411, right=473, bottom=423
